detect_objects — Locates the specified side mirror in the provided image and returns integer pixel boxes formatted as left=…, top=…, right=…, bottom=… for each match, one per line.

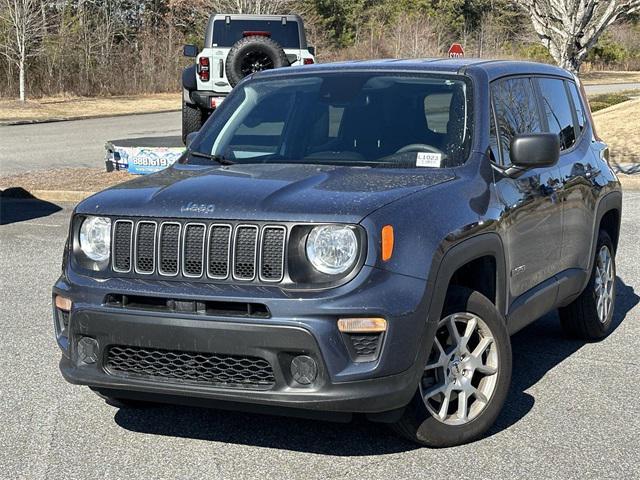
left=185, top=131, right=198, bottom=147
left=308, top=46, right=315, bottom=56
left=183, top=44, right=199, bottom=58
left=510, top=133, right=560, bottom=169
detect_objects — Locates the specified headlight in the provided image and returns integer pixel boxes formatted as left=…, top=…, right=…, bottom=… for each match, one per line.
left=79, top=216, right=111, bottom=262
left=306, top=225, right=358, bottom=275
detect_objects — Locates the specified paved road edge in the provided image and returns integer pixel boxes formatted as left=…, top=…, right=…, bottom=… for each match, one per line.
left=0, top=108, right=180, bottom=127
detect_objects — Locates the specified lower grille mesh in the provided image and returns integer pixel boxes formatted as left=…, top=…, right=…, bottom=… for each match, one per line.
left=105, top=345, right=275, bottom=390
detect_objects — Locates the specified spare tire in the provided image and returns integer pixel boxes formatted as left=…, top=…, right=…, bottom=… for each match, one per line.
left=225, top=35, right=289, bottom=87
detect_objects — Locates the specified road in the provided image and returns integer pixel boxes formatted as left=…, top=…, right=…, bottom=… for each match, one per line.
left=584, top=82, right=640, bottom=95
left=0, top=83, right=638, bottom=176
left=0, top=111, right=180, bottom=175
left=0, top=192, right=639, bottom=479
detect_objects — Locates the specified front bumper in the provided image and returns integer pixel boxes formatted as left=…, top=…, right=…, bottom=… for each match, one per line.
left=54, top=266, right=436, bottom=415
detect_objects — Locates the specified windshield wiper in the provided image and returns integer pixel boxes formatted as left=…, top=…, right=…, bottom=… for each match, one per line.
left=188, top=149, right=235, bottom=165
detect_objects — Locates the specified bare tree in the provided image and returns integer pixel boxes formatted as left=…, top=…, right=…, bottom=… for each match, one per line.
left=0, top=0, right=44, bottom=101
left=517, top=0, right=640, bottom=73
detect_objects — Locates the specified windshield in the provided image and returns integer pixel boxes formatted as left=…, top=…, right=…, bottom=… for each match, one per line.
left=189, top=72, right=473, bottom=168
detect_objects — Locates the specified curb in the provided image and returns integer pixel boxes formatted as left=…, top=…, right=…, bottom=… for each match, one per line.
left=0, top=108, right=180, bottom=126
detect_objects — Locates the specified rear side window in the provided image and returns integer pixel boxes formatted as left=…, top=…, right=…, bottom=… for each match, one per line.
left=567, top=81, right=587, bottom=134
left=491, top=78, right=542, bottom=165
left=537, top=78, right=576, bottom=150
left=213, top=20, right=301, bottom=48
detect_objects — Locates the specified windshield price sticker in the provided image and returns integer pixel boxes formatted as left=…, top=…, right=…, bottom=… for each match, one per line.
left=416, top=152, right=442, bottom=168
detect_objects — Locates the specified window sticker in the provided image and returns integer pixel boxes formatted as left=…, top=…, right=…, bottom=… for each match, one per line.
left=416, top=152, right=442, bottom=168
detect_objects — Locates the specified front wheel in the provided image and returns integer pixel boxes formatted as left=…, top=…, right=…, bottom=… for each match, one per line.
left=392, top=287, right=512, bottom=447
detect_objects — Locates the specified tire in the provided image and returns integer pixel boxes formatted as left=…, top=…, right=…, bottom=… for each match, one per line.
left=225, top=35, right=289, bottom=88
left=559, top=230, right=616, bottom=340
left=391, top=286, right=512, bottom=447
left=182, top=97, right=204, bottom=145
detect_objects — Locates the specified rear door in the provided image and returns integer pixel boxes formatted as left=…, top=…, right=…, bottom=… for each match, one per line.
left=491, top=76, right=564, bottom=300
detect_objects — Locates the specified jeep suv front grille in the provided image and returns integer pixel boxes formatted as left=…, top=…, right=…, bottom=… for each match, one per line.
left=111, top=219, right=287, bottom=284
left=105, top=345, right=275, bottom=390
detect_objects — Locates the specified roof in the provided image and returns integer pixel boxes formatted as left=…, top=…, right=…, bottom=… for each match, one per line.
left=255, top=58, right=574, bottom=82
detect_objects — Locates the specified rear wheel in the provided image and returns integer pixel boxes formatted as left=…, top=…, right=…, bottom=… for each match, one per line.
left=559, top=231, right=616, bottom=340
left=182, top=97, right=204, bottom=145
left=392, top=287, right=512, bottom=447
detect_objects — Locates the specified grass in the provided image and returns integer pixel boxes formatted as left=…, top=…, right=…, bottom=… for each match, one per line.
left=592, top=97, right=640, bottom=164
left=587, top=90, right=640, bottom=112
left=0, top=93, right=180, bottom=123
left=580, top=70, right=640, bottom=85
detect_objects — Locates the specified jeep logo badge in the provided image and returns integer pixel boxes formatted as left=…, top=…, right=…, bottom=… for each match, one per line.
left=180, top=202, right=215, bottom=214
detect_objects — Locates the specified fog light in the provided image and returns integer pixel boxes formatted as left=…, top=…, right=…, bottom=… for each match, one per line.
left=55, top=295, right=72, bottom=312
left=77, top=337, right=99, bottom=364
left=290, top=355, right=317, bottom=385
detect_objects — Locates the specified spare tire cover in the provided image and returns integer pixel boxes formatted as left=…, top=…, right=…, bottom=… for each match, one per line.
left=225, top=35, right=289, bottom=87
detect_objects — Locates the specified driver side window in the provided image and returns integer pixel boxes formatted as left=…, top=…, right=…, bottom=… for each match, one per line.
left=491, top=77, right=543, bottom=165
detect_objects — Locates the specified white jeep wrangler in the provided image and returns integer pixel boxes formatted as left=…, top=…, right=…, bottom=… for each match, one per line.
left=181, top=13, right=315, bottom=143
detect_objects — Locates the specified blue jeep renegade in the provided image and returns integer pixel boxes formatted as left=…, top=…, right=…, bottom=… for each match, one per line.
left=53, top=59, right=622, bottom=447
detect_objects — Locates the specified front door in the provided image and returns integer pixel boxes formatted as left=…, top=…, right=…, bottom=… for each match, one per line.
left=490, top=76, right=564, bottom=301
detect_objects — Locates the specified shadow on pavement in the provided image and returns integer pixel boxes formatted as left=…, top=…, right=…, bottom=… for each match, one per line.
left=114, top=278, right=638, bottom=454
left=489, top=277, right=638, bottom=436
left=0, top=191, right=62, bottom=225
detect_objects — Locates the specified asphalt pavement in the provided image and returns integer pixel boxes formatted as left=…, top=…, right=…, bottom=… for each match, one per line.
left=0, top=192, right=639, bottom=479
left=0, top=111, right=180, bottom=175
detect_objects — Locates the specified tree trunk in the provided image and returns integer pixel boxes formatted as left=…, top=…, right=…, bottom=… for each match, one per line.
left=19, top=54, right=26, bottom=102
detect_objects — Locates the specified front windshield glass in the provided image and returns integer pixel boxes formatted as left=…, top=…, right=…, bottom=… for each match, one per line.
left=189, top=72, right=473, bottom=168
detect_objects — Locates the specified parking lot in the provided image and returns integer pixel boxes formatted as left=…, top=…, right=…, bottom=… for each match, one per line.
left=1, top=192, right=639, bottom=480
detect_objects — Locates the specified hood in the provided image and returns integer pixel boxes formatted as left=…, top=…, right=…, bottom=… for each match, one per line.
left=77, top=163, right=455, bottom=222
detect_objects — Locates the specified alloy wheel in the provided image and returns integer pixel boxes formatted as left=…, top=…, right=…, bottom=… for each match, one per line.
left=420, top=312, right=499, bottom=425
left=595, top=245, right=615, bottom=324
left=240, top=52, right=274, bottom=76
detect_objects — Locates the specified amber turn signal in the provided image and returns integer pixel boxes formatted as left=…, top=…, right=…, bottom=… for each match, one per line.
left=381, top=225, right=394, bottom=261
left=337, top=317, right=387, bottom=333
left=55, top=295, right=72, bottom=312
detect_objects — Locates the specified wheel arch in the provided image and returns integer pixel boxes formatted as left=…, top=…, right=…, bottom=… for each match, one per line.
left=426, top=233, right=508, bottom=325
left=584, top=191, right=622, bottom=291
